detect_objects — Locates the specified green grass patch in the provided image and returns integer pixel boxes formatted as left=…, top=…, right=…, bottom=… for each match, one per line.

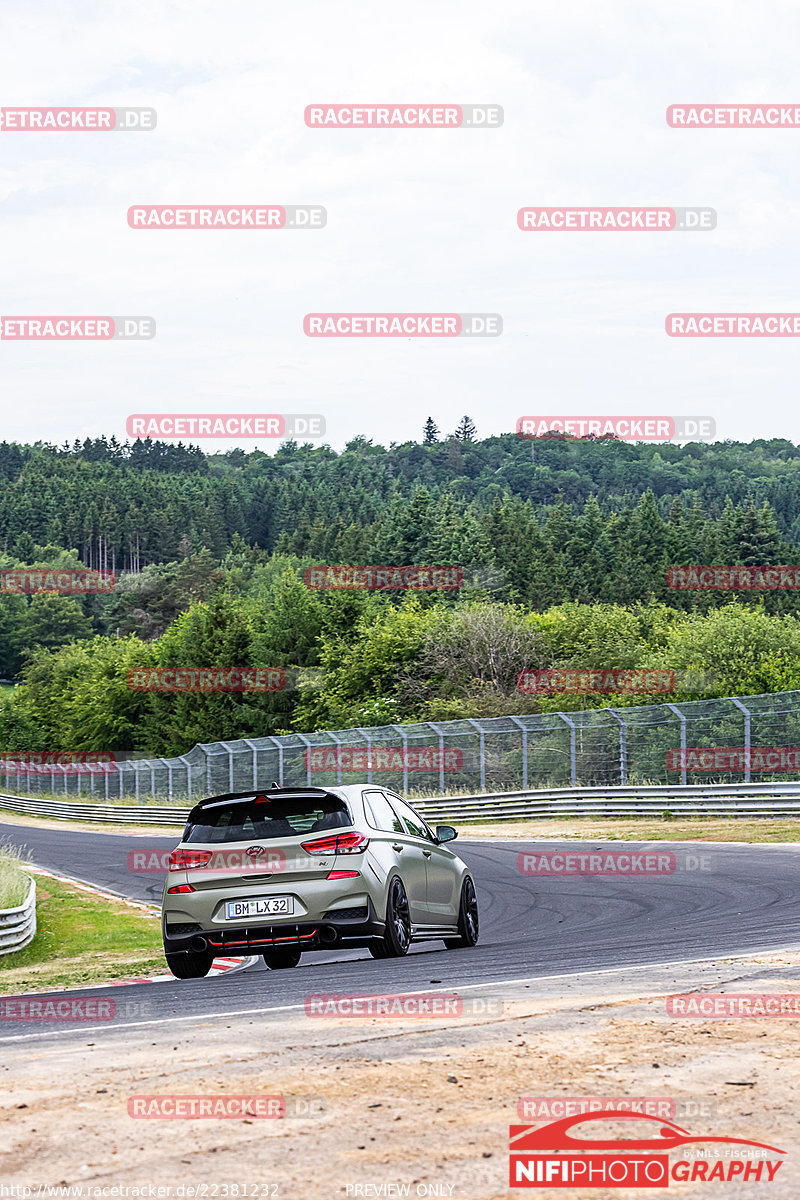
left=0, top=840, right=31, bottom=908
left=0, top=874, right=164, bottom=993
left=461, top=815, right=800, bottom=843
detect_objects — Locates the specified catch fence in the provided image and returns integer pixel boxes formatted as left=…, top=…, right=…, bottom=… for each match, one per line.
left=4, top=690, right=800, bottom=804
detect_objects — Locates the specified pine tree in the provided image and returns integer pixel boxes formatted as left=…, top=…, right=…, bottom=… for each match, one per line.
left=454, top=416, right=477, bottom=443
left=423, top=418, right=440, bottom=444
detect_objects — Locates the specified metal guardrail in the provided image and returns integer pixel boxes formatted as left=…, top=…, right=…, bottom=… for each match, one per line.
left=3, top=782, right=800, bottom=828
left=0, top=876, right=36, bottom=956
left=417, top=780, right=800, bottom=822
left=0, top=794, right=189, bottom=825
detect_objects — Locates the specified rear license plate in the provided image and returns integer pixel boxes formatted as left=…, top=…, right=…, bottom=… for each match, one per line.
left=225, top=896, right=294, bottom=920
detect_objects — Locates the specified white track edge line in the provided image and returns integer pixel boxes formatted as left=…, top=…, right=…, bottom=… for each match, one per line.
left=3, top=942, right=800, bottom=1043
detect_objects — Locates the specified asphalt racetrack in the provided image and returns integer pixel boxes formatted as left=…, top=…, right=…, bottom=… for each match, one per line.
left=2, top=819, right=799, bottom=1039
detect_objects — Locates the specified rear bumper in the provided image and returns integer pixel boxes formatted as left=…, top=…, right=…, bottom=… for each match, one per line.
left=163, top=899, right=384, bottom=955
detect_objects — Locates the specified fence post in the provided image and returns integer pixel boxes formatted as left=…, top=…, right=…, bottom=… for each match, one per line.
left=296, top=734, right=312, bottom=787
left=163, top=758, right=173, bottom=801
left=427, top=723, right=446, bottom=793
left=390, top=725, right=410, bottom=794
left=178, top=755, right=192, bottom=804
left=557, top=712, right=577, bottom=786
left=508, top=716, right=528, bottom=790
left=665, top=703, right=687, bottom=786
left=274, top=737, right=285, bottom=786
left=608, top=709, right=628, bottom=785
left=327, top=732, right=343, bottom=785
left=357, top=729, right=373, bottom=785
left=466, top=719, right=486, bottom=792
left=730, top=697, right=752, bottom=783
left=242, top=738, right=259, bottom=791
left=219, top=742, right=235, bottom=793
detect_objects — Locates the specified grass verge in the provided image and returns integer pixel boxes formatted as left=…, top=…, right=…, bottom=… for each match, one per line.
left=0, top=840, right=31, bottom=908
left=0, top=874, right=164, bottom=994
left=461, top=815, right=800, bottom=842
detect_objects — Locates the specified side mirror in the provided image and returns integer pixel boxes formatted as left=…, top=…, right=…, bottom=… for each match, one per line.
left=436, top=825, right=458, bottom=844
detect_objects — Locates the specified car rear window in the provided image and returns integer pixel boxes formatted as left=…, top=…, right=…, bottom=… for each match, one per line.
left=184, top=795, right=352, bottom=843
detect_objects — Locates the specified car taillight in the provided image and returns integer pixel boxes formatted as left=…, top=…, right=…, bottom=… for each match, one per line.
left=168, top=849, right=212, bottom=871
left=301, top=832, right=370, bottom=855
left=167, top=884, right=196, bottom=894
left=327, top=869, right=361, bottom=880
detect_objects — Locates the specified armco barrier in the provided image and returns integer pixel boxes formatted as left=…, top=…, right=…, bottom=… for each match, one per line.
left=0, top=794, right=189, bottom=825
left=0, top=876, right=36, bottom=956
left=2, top=781, right=800, bottom=827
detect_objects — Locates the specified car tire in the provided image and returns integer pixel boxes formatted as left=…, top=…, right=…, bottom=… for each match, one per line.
left=165, top=948, right=215, bottom=979
left=262, top=949, right=302, bottom=969
left=368, top=877, right=411, bottom=958
left=444, top=876, right=479, bottom=949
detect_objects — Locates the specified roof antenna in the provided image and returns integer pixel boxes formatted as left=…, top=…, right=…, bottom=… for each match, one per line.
left=271, top=781, right=280, bottom=789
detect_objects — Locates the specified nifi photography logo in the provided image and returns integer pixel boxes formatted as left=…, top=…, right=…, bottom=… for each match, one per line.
left=509, top=1112, right=786, bottom=1187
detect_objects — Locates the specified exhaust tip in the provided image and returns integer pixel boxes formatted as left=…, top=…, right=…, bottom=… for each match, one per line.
left=319, top=927, right=339, bottom=945
left=189, top=935, right=208, bottom=953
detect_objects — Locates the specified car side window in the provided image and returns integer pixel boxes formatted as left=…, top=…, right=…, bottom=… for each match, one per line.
left=386, top=793, right=435, bottom=841
left=363, top=790, right=404, bottom=833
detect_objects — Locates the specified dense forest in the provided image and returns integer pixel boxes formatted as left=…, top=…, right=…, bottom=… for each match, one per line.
left=2, top=430, right=800, bottom=573
left=1, top=428, right=800, bottom=755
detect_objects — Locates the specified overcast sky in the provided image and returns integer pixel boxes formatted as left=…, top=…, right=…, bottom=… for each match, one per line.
left=2, top=0, right=799, bottom=452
